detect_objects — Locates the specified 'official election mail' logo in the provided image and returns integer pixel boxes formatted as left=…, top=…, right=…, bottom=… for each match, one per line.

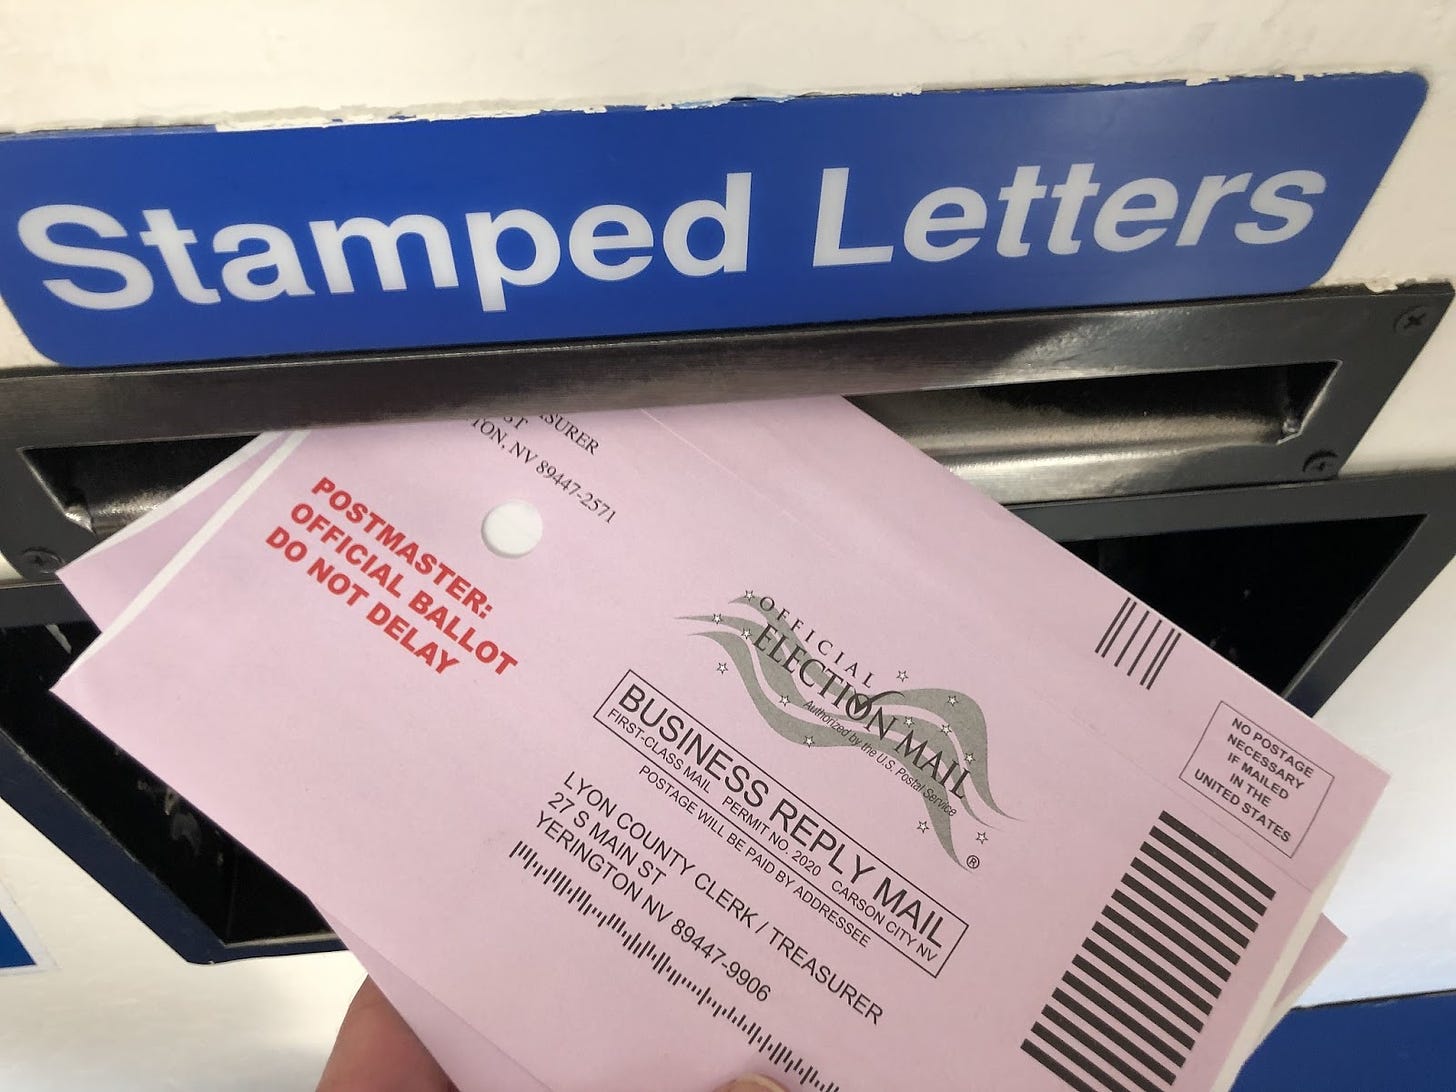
left=688, top=595, right=1014, bottom=867
left=0, top=74, right=1425, bottom=367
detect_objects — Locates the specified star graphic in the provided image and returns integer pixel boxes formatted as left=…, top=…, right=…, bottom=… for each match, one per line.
left=711, top=613, right=723, bottom=624
left=966, top=751, right=975, bottom=762
left=744, top=589, right=754, bottom=598
left=903, top=716, right=914, bottom=726
left=804, top=736, right=815, bottom=747
left=947, top=695, right=959, bottom=706
left=740, top=629, right=751, bottom=639
left=716, top=662, right=728, bottom=675
left=779, top=696, right=791, bottom=708
left=941, top=725, right=953, bottom=735
left=976, top=831, right=988, bottom=844
left=916, top=821, right=929, bottom=833
left=896, top=670, right=909, bottom=682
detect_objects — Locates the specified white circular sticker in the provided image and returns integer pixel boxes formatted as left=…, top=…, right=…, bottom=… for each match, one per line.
left=482, top=500, right=543, bottom=558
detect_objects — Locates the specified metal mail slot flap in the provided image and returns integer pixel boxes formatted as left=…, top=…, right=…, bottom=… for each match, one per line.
left=1, top=283, right=1448, bottom=600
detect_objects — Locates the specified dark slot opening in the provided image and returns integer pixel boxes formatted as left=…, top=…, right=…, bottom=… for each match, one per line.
left=0, top=622, right=328, bottom=947
left=853, top=360, right=1336, bottom=502
left=855, top=360, right=1334, bottom=457
left=1059, top=515, right=1422, bottom=694
left=23, top=436, right=256, bottom=538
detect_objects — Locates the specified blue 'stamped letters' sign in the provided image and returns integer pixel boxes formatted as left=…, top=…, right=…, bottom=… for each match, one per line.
left=0, top=74, right=1425, bottom=368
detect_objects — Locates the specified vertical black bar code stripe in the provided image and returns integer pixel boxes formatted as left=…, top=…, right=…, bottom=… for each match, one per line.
left=1139, top=842, right=1260, bottom=931
left=1144, top=631, right=1180, bottom=690
left=1158, top=811, right=1276, bottom=899
left=1042, top=1004, right=1165, bottom=1092
left=1146, top=827, right=1268, bottom=913
left=1109, top=889, right=1233, bottom=980
left=1090, top=923, right=1214, bottom=1016
left=1031, top=1022, right=1139, bottom=1092
left=1114, top=609, right=1150, bottom=668
left=1129, top=858, right=1251, bottom=946
left=1071, top=955, right=1197, bottom=1050
left=1063, top=971, right=1186, bottom=1066
left=1097, top=597, right=1134, bottom=656
left=1140, top=628, right=1175, bottom=687
left=1127, top=618, right=1163, bottom=677
left=1021, top=1039, right=1103, bottom=1092
left=1121, top=874, right=1244, bottom=963
left=1095, top=595, right=1181, bottom=690
left=1021, top=814, right=1275, bottom=1090
left=1101, top=907, right=1221, bottom=998
left=1051, top=987, right=1177, bottom=1084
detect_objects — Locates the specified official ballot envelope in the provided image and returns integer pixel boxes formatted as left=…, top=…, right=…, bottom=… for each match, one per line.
left=54, top=400, right=1386, bottom=1091
left=58, top=425, right=1349, bottom=1092
left=60, top=433, right=550, bottom=1090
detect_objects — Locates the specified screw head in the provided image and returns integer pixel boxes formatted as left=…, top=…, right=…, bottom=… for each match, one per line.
left=1303, top=451, right=1339, bottom=476
left=20, top=547, right=63, bottom=574
left=1395, top=306, right=1432, bottom=335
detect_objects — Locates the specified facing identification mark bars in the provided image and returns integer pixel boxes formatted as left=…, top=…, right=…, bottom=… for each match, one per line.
left=1097, top=596, right=1182, bottom=691
left=0, top=73, right=1426, bottom=368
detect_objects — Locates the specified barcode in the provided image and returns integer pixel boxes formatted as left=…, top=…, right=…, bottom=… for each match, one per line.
left=508, top=840, right=841, bottom=1092
left=1021, top=812, right=1275, bottom=1090
left=1096, top=596, right=1180, bottom=691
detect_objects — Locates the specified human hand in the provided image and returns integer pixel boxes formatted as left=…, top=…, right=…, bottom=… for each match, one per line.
left=317, top=977, right=453, bottom=1091
left=317, top=977, right=786, bottom=1091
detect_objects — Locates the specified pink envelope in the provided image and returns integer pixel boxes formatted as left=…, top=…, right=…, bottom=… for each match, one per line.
left=61, top=433, right=544, bottom=1092
left=59, top=426, right=1343, bottom=1088
left=1261, top=916, right=1344, bottom=1038
left=54, top=404, right=1385, bottom=1090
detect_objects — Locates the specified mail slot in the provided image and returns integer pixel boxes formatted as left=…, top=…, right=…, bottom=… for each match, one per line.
left=0, top=283, right=1451, bottom=962
left=852, top=359, right=1335, bottom=503
left=14, top=357, right=1334, bottom=545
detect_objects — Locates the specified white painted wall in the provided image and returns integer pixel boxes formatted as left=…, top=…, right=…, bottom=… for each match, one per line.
left=0, top=2, right=1453, bottom=1087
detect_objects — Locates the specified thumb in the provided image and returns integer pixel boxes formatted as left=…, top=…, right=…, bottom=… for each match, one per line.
left=715, top=1079, right=786, bottom=1092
